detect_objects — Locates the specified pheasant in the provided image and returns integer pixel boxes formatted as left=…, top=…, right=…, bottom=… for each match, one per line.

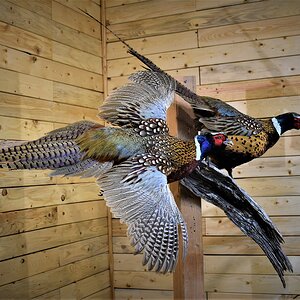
left=126, top=48, right=300, bottom=177
left=0, top=70, right=230, bottom=273
left=75, top=16, right=295, bottom=287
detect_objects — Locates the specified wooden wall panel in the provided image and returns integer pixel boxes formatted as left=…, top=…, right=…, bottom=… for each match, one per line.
left=106, top=0, right=300, bottom=41
left=106, top=0, right=300, bottom=299
left=0, top=1, right=110, bottom=299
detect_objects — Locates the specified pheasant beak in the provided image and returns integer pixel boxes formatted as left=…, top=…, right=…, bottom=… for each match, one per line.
left=223, top=139, right=234, bottom=147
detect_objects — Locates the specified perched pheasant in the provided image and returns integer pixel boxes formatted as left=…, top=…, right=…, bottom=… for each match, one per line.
left=0, top=70, right=230, bottom=273
left=127, top=48, right=300, bottom=177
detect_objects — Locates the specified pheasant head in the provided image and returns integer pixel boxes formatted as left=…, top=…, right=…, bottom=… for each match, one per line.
left=194, top=132, right=231, bottom=161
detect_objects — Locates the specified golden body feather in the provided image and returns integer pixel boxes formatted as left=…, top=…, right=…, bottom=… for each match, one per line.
left=77, top=125, right=197, bottom=175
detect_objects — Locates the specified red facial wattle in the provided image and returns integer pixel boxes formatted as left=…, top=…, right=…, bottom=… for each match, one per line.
left=213, top=134, right=227, bottom=147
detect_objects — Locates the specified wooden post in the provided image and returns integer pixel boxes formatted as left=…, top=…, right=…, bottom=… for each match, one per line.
left=167, top=77, right=205, bottom=300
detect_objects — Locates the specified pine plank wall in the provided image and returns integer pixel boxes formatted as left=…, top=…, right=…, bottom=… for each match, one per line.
left=0, top=0, right=111, bottom=299
left=0, top=0, right=299, bottom=299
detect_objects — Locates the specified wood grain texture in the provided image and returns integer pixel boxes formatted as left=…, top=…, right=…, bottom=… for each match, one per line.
left=227, top=96, right=300, bottom=119
left=204, top=274, right=300, bottom=294
left=195, top=0, right=262, bottom=11
left=0, top=92, right=99, bottom=124
left=0, top=1, right=102, bottom=56
left=207, top=292, right=298, bottom=300
left=203, top=236, right=300, bottom=255
left=0, top=235, right=108, bottom=285
left=204, top=255, right=300, bottom=275
left=0, top=183, right=101, bottom=212
left=233, top=155, right=300, bottom=178
left=0, top=218, right=108, bottom=261
left=59, top=270, right=110, bottom=299
left=201, top=55, right=300, bottom=84
left=107, top=30, right=198, bottom=59
left=114, top=271, right=173, bottom=290
left=52, top=1, right=101, bottom=39
left=83, top=287, right=111, bottom=300
left=202, top=196, right=300, bottom=217
left=0, top=116, right=55, bottom=140
left=106, top=0, right=147, bottom=8
left=204, top=216, right=300, bottom=236
left=106, top=0, right=300, bottom=41
left=0, top=257, right=109, bottom=299
left=197, top=75, right=300, bottom=101
left=0, top=44, right=103, bottom=91
left=108, top=35, right=300, bottom=77
left=8, top=0, right=52, bottom=19
left=114, top=288, right=173, bottom=299
left=106, top=0, right=196, bottom=24
left=55, top=0, right=101, bottom=22
left=236, top=176, right=300, bottom=197
left=0, top=20, right=52, bottom=58
left=0, top=68, right=53, bottom=101
left=52, top=41, right=103, bottom=73
left=198, top=15, right=300, bottom=47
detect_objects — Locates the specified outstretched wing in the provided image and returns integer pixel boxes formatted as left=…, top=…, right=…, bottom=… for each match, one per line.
left=98, top=70, right=176, bottom=128
left=97, top=155, right=188, bottom=273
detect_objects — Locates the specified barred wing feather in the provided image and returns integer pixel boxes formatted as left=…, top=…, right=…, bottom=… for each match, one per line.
left=97, top=156, right=188, bottom=273
left=98, top=71, right=176, bottom=128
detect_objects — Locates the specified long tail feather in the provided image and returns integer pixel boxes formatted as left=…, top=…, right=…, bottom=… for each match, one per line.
left=0, top=121, right=107, bottom=177
left=181, top=163, right=293, bottom=288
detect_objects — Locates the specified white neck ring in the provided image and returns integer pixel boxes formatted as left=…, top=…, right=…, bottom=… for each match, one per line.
left=194, top=136, right=202, bottom=161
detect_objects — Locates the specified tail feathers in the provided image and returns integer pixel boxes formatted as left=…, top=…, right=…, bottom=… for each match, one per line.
left=0, top=121, right=100, bottom=172
left=181, top=163, right=293, bottom=288
left=29, top=121, right=97, bottom=146
left=0, top=140, right=82, bottom=170
left=50, top=160, right=113, bottom=178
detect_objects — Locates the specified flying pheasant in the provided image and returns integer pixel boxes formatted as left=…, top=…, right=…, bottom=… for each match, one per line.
left=0, top=70, right=230, bottom=273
